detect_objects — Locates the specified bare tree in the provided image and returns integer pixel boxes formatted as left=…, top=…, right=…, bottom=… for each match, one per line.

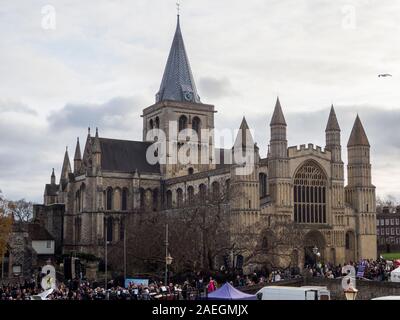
left=8, top=199, right=33, bottom=223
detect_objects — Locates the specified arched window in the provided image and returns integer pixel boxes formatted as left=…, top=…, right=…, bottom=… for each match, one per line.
left=345, top=233, right=350, bottom=250
left=211, top=181, right=220, bottom=201
left=105, top=216, right=113, bottom=242
left=293, top=161, right=327, bottom=224
left=155, top=117, right=160, bottom=129
left=149, top=119, right=154, bottom=130
left=178, top=115, right=188, bottom=132
left=139, top=188, right=145, bottom=209
left=187, top=186, right=194, bottom=204
left=192, top=117, right=201, bottom=136
left=188, top=167, right=194, bottom=175
left=75, top=216, right=81, bottom=243
left=76, top=190, right=81, bottom=212
left=166, top=190, right=172, bottom=209
left=199, top=184, right=207, bottom=201
left=259, top=173, right=267, bottom=198
left=122, top=188, right=128, bottom=211
left=225, top=179, right=231, bottom=199
left=153, top=189, right=159, bottom=211
left=106, top=188, right=113, bottom=211
left=177, top=188, right=183, bottom=207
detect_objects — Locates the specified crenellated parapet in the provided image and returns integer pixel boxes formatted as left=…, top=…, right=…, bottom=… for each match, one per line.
left=288, top=143, right=331, bottom=161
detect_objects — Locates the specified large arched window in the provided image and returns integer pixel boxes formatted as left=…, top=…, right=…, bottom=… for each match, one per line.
left=106, top=188, right=113, bottom=211
left=259, top=173, right=267, bottom=198
left=178, top=115, right=188, bottom=132
left=155, top=117, right=160, bottom=129
left=293, top=161, right=327, bottom=224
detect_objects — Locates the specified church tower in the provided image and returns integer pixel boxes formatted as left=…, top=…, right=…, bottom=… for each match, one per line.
left=345, top=115, right=377, bottom=260
left=325, top=106, right=345, bottom=224
left=142, top=15, right=216, bottom=178
left=268, top=98, right=292, bottom=221
left=230, top=118, right=260, bottom=234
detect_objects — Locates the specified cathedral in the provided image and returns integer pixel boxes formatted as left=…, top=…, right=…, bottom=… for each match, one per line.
left=34, top=15, right=377, bottom=271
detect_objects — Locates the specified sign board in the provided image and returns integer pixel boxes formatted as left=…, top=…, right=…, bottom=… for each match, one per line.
left=356, top=265, right=365, bottom=278
left=124, top=278, right=149, bottom=288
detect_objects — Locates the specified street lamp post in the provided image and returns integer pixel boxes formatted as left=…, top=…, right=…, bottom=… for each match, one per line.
left=164, top=224, right=173, bottom=285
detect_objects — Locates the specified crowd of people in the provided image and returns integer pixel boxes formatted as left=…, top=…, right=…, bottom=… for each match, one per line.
left=1, top=258, right=398, bottom=300
left=306, top=257, right=399, bottom=281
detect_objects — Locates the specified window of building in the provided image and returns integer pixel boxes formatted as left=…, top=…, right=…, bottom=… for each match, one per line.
left=386, top=219, right=390, bottom=226
left=177, top=188, right=183, bottom=207
left=166, top=190, right=173, bottom=209
left=293, top=161, right=327, bottom=224
left=386, top=228, right=390, bottom=235
left=381, top=219, right=385, bottom=226
left=396, top=228, right=400, bottom=236
left=187, top=186, right=194, bottom=204
left=391, top=219, right=395, bottom=225
left=391, top=228, right=395, bottom=235
left=396, top=219, right=399, bottom=225
left=377, top=220, right=380, bottom=226
left=178, top=115, right=188, bottom=132
left=377, top=229, right=380, bottom=236
left=122, top=188, right=128, bottom=211
left=46, top=241, right=52, bottom=248
left=199, top=184, right=207, bottom=201
left=259, top=173, right=267, bottom=198
left=155, top=117, right=160, bottom=129
left=188, top=167, right=194, bottom=175
left=106, top=188, right=113, bottom=211
left=192, top=117, right=201, bottom=137
left=105, top=217, right=113, bottom=242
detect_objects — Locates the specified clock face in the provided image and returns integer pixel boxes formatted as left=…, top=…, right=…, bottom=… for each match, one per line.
left=184, top=91, right=193, bottom=102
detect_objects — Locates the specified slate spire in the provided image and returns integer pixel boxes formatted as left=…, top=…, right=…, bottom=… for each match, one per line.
left=156, top=15, right=201, bottom=104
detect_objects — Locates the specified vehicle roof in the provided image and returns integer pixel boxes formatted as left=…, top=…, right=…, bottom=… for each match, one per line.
left=372, top=296, right=400, bottom=300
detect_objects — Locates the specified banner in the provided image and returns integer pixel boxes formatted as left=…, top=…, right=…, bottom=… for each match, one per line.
left=124, top=278, right=149, bottom=288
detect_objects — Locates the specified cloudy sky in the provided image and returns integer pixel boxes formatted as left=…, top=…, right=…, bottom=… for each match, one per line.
left=0, top=0, right=400, bottom=202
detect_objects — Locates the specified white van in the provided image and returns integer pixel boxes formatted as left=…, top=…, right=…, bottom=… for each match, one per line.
left=256, top=286, right=331, bottom=300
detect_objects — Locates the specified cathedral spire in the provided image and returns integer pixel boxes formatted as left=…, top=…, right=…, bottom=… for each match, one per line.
left=234, top=117, right=255, bottom=149
left=156, top=14, right=201, bottom=104
left=60, top=147, right=72, bottom=182
left=270, top=97, right=287, bottom=126
left=51, top=168, right=56, bottom=185
left=93, top=128, right=101, bottom=153
left=74, top=137, right=81, bottom=161
left=347, top=115, right=370, bottom=147
left=326, top=105, right=340, bottom=132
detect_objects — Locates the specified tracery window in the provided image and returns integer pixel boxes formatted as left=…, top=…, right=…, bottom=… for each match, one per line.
left=294, top=161, right=327, bottom=224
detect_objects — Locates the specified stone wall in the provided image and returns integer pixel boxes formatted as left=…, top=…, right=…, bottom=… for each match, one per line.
left=304, top=277, right=400, bottom=300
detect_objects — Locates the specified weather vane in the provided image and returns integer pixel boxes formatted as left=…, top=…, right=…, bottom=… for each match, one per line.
left=176, top=1, right=180, bottom=15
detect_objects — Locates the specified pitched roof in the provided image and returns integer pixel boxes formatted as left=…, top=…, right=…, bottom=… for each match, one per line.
left=326, top=105, right=340, bottom=131
left=347, top=115, right=370, bottom=147
left=156, top=15, right=201, bottom=104
left=27, top=223, right=54, bottom=241
left=270, top=97, right=287, bottom=126
left=97, top=138, right=160, bottom=174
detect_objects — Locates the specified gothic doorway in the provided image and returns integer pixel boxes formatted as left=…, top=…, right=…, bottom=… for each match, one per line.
left=304, top=230, right=326, bottom=267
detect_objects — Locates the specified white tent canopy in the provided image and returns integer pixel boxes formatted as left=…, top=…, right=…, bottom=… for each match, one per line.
left=390, top=267, right=400, bottom=282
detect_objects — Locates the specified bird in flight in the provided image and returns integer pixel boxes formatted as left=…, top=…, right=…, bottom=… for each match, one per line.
left=378, top=74, right=392, bottom=77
